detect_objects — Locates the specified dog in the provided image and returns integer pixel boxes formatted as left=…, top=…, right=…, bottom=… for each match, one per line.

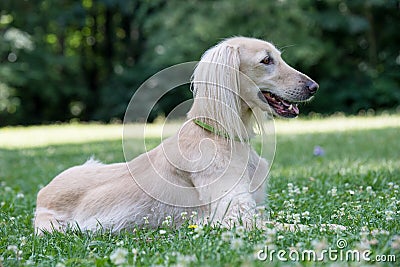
left=34, top=37, right=319, bottom=234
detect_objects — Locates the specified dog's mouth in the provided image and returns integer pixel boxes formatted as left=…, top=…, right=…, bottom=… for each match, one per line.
left=259, top=91, right=299, bottom=118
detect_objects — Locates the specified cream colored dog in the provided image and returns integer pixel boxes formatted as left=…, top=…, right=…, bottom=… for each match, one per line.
left=34, top=37, right=319, bottom=234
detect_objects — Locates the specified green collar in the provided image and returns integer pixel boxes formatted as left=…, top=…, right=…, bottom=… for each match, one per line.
left=193, top=119, right=248, bottom=142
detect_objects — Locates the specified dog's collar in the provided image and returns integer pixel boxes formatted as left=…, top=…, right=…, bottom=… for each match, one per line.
left=193, top=119, right=248, bottom=142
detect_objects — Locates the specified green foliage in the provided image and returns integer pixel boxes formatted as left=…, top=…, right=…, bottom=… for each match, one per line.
left=0, top=116, right=399, bottom=266
left=0, top=0, right=399, bottom=125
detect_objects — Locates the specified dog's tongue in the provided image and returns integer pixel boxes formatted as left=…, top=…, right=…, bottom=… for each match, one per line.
left=262, top=91, right=299, bottom=117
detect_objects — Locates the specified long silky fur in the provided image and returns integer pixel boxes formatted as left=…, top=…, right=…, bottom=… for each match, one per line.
left=188, top=43, right=250, bottom=143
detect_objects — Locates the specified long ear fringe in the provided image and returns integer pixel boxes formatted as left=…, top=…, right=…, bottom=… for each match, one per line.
left=188, top=43, right=248, bottom=142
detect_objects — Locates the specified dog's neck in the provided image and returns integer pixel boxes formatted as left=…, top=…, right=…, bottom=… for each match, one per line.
left=187, top=101, right=256, bottom=143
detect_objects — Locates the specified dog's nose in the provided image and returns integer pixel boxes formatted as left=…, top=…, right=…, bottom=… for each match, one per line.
left=306, top=81, right=319, bottom=95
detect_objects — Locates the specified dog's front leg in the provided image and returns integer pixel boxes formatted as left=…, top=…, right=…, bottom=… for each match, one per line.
left=193, top=177, right=258, bottom=229
left=214, top=186, right=258, bottom=228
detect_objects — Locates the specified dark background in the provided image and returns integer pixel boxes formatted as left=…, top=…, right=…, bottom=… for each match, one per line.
left=0, top=0, right=399, bottom=126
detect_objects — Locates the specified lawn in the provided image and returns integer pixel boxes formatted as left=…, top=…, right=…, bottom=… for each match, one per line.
left=0, top=115, right=399, bottom=266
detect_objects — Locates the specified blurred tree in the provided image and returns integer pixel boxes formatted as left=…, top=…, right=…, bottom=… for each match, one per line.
left=0, top=0, right=399, bottom=126
left=308, top=0, right=400, bottom=114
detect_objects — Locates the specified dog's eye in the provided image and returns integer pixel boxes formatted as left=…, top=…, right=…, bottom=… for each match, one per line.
left=261, top=55, right=273, bottom=65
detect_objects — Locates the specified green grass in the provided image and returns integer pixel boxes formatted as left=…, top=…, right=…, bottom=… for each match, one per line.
left=1, top=115, right=399, bottom=266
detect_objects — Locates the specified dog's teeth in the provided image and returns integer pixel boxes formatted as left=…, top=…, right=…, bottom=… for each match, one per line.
left=288, top=104, right=293, bottom=110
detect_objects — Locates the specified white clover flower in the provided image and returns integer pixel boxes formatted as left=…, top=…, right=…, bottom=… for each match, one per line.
left=391, top=235, right=400, bottom=249
left=109, top=247, right=128, bottom=265
left=277, top=235, right=284, bottom=240
left=194, top=225, right=203, bottom=235
left=301, top=211, right=310, bottom=220
left=132, top=248, right=138, bottom=255
left=292, top=213, right=301, bottom=224
left=176, top=254, right=196, bottom=265
left=19, top=236, right=27, bottom=246
left=277, top=210, right=285, bottom=219
left=337, top=209, right=345, bottom=217
left=380, top=230, right=389, bottom=235
left=348, top=190, right=355, bottom=195
left=180, top=212, right=188, bottom=220
left=283, top=200, right=295, bottom=208
left=159, top=229, right=167, bottom=235
left=328, top=187, right=338, bottom=196
left=190, top=211, right=198, bottom=219
left=7, top=245, right=18, bottom=252
left=25, top=259, right=35, bottom=265
left=221, top=231, right=233, bottom=242
left=301, top=211, right=310, bottom=216
left=235, top=226, right=246, bottom=237
left=256, top=205, right=266, bottom=214
left=230, top=238, right=243, bottom=250
left=162, top=215, right=172, bottom=226
left=162, top=219, right=171, bottom=227
left=265, top=228, right=277, bottom=237
left=385, top=210, right=395, bottom=221
left=331, top=189, right=337, bottom=196
left=302, top=186, right=309, bottom=193
left=294, top=186, right=301, bottom=194
left=143, top=216, right=149, bottom=224
left=116, top=240, right=124, bottom=246
left=16, top=193, right=24, bottom=199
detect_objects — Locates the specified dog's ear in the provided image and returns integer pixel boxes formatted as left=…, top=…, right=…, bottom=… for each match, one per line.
left=190, top=43, right=247, bottom=142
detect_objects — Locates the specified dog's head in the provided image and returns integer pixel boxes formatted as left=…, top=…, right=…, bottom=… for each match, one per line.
left=192, top=37, right=318, bottom=119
